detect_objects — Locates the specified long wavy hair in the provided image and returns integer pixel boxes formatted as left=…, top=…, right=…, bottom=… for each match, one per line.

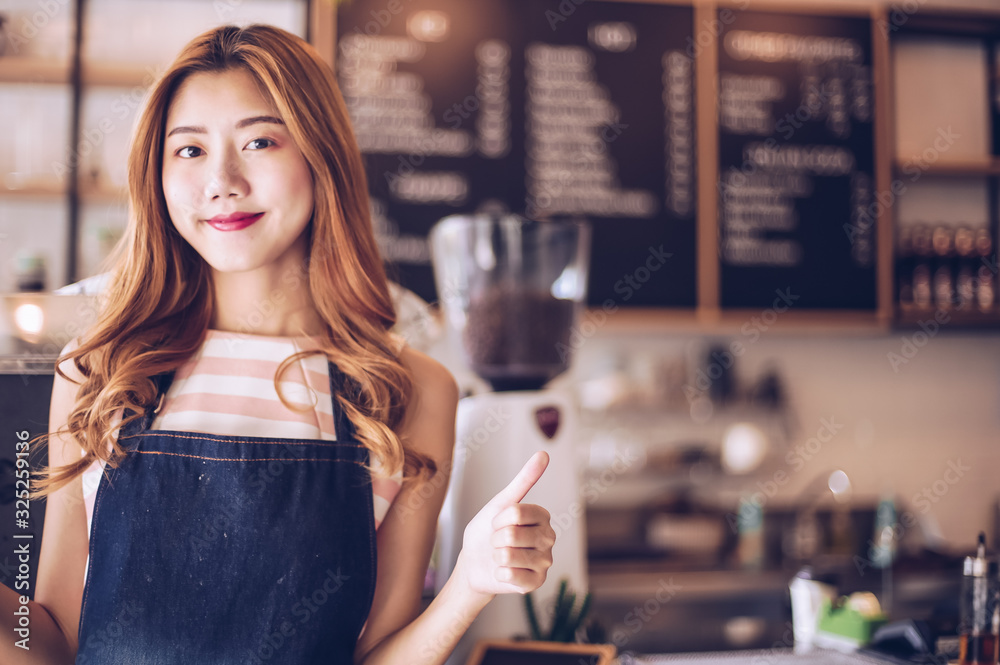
left=35, top=24, right=430, bottom=497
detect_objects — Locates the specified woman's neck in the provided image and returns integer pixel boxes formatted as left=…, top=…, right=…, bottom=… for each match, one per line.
left=209, top=266, right=325, bottom=337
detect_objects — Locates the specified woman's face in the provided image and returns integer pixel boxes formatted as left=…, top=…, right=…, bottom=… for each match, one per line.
left=162, top=68, right=314, bottom=276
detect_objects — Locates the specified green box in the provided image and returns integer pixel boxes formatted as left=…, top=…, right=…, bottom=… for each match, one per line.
left=816, top=597, right=888, bottom=645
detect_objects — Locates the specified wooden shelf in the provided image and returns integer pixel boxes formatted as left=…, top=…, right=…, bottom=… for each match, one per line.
left=895, top=305, right=1000, bottom=328
left=0, top=183, right=66, bottom=198
left=0, top=183, right=129, bottom=202
left=83, top=63, right=156, bottom=88
left=0, top=58, right=70, bottom=85
left=79, top=185, right=128, bottom=204
left=892, top=158, right=1000, bottom=177
left=585, top=307, right=887, bottom=336
left=582, top=304, right=1000, bottom=334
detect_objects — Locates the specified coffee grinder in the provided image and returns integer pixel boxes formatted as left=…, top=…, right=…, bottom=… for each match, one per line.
left=430, top=214, right=591, bottom=663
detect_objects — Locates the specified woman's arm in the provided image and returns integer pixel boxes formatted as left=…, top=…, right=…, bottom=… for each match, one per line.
left=353, top=348, right=555, bottom=665
left=1, top=343, right=90, bottom=664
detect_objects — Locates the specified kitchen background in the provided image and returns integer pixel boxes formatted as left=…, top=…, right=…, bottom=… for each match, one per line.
left=2, top=0, right=1000, bottom=654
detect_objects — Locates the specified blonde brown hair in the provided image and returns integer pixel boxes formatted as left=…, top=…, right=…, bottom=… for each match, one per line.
left=36, top=24, right=429, bottom=497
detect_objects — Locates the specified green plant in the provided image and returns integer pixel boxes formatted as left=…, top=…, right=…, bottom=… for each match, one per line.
left=524, top=578, right=592, bottom=643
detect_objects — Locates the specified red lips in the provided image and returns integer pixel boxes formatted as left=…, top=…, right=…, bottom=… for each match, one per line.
left=206, top=212, right=264, bottom=231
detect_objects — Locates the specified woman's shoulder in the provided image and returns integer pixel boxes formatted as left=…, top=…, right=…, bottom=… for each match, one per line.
left=398, top=346, right=458, bottom=402
left=382, top=327, right=455, bottom=399
left=396, top=346, right=459, bottom=460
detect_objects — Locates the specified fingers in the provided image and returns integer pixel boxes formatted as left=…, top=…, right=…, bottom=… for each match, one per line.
left=493, top=563, right=550, bottom=592
left=493, top=544, right=553, bottom=569
left=491, top=503, right=551, bottom=531
left=489, top=516, right=556, bottom=594
left=486, top=451, right=550, bottom=509
left=490, top=523, right=556, bottom=550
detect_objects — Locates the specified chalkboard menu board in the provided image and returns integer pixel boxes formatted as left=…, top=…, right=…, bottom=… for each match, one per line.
left=336, top=0, right=696, bottom=307
left=717, top=10, right=876, bottom=309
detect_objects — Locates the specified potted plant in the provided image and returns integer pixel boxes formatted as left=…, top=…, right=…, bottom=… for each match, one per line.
left=523, top=578, right=593, bottom=643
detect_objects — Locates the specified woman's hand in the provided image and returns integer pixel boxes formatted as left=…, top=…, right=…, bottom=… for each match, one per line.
left=453, top=451, right=556, bottom=598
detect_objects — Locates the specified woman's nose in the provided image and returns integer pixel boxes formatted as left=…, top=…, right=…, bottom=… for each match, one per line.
left=203, top=149, right=249, bottom=200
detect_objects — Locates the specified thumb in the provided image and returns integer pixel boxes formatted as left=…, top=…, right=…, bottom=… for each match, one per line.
left=486, top=451, right=549, bottom=509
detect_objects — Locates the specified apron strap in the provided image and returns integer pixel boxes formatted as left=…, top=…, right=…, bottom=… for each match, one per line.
left=327, top=361, right=358, bottom=443
left=117, top=370, right=177, bottom=439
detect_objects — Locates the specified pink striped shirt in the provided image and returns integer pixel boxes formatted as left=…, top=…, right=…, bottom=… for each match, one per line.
left=81, top=330, right=405, bottom=544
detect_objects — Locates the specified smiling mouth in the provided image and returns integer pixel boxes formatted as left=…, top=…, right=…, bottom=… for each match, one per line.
left=205, top=213, right=264, bottom=231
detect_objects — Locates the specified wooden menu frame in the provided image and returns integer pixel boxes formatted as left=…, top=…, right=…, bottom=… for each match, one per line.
left=465, top=639, right=616, bottom=665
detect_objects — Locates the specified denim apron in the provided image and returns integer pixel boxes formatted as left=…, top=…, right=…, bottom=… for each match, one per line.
left=75, top=364, right=377, bottom=665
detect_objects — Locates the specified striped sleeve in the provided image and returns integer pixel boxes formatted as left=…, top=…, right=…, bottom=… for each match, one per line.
left=371, top=470, right=403, bottom=529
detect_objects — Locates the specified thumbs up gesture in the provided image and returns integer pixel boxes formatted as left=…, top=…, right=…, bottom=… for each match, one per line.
left=453, top=451, right=557, bottom=597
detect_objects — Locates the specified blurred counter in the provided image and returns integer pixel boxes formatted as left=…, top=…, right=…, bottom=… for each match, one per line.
left=630, top=649, right=916, bottom=665
left=0, top=335, right=59, bottom=374
left=585, top=495, right=963, bottom=654
left=0, top=336, right=54, bottom=599
left=589, top=559, right=959, bottom=654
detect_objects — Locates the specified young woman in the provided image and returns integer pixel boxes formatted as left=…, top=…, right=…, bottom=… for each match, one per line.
left=2, top=24, right=555, bottom=664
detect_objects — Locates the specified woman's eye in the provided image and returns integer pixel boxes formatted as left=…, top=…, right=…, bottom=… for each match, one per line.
left=176, top=146, right=203, bottom=158
left=247, top=138, right=274, bottom=150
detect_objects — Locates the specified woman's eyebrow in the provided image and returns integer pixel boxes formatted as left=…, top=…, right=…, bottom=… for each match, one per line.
left=166, top=115, right=285, bottom=138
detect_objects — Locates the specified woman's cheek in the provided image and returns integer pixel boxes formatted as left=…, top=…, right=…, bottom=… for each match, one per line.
left=163, top=172, right=200, bottom=219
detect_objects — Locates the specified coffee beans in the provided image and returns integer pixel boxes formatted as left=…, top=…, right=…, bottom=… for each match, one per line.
left=463, top=286, right=575, bottom=391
